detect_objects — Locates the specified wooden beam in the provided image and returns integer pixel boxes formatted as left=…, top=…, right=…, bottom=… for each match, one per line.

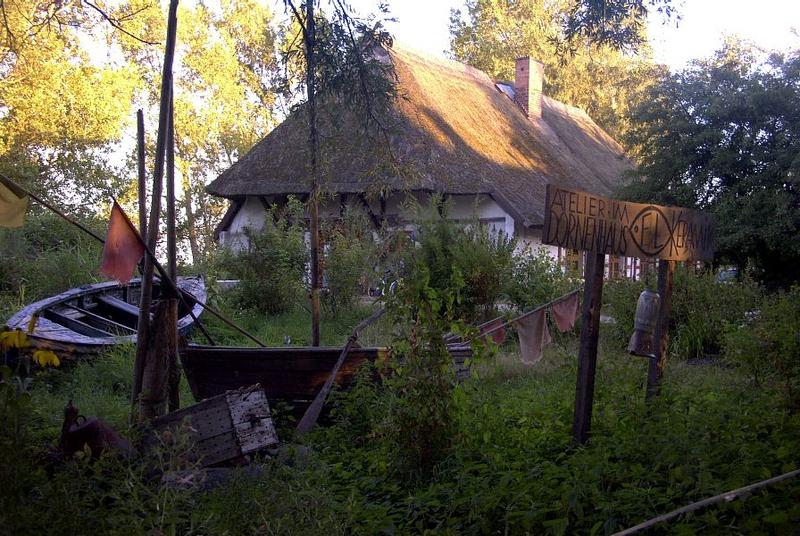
left=137, top=109, right=147, bottom=236
left=62, top=304, right=137, bottom=335
left=572, top=252, right=605, bottom=445
left=43, top=309, right=113, bottom=338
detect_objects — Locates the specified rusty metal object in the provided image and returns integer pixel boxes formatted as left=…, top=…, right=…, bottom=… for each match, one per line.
left=59, top=400, right=134, bottom=459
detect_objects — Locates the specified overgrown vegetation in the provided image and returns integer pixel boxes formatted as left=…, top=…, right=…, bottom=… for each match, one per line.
left=0, top=212, right=103, bottom=319
left=217, top=197, right=308, bottom=315
left=724, top=286, right=800, bottom=412
left=603, top=265, right=762, bottom=359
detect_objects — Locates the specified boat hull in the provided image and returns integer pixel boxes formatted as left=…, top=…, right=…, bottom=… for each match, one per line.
left=4, top=276, right=206, bottom=358
left=180, top=344, right=389, bottom=414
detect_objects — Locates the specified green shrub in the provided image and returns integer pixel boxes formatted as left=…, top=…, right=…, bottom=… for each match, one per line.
left=322, top=204, right=377, bottom=313
left=724, top=286, right=800, bottom=411
left=504, top=246, right=580, bottom=311
left=402, top=197, right=516, bottom=324
left=218, top=197, right=308, bottom=315
left=0, top=212, right=104, bottom=318
left=603, top=265, right=762, bottom=359
left=451, top=221, right=516, bottom=322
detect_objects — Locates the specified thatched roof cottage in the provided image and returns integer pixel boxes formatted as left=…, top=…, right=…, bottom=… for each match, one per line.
left=209, top=45, right=632, bottom=269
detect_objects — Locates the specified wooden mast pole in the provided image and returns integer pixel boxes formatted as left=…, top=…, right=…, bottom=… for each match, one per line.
left=131, top=0, right=180, bottom=418
left=165, top=88, right=180, bottom=412
left=136, top=109, right=147, bottom=237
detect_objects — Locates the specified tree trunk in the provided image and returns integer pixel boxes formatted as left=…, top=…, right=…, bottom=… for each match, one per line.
left=306, top=1, right=321, bottom=347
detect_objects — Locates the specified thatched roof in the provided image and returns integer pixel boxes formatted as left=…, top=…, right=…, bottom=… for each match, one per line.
left=207, top=45, right=631, bottom=228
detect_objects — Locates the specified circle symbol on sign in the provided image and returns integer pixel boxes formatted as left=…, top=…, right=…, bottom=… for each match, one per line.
left=630, top=206, right=673, bottom=256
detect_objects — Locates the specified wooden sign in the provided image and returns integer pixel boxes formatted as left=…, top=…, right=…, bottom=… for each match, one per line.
left=542, top=185, right=715, bottom=261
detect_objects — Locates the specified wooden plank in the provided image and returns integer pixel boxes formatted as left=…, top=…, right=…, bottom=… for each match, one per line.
left=42, top=308, right=113, bottom=338
left=646, top=260, right=676, bottom=401
left=542, top=184, right=715, bottom=261
left=62, top=303, right=137, bottom=336
left=572, top=252, right=605, bottom=445
left=226, top=388, right=278, bottom=454
left=146, top=384, right=277, bottom=467
left=96, top=294, right=141, bottom=322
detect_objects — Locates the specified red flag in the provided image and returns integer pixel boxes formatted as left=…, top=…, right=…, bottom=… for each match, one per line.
left=100, top=201, right=145, bottom=284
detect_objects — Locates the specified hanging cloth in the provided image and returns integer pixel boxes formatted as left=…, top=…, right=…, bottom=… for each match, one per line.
left=478, top=317, right=507, bottom=345
left=551, top=291, right=580, bottom=332
left=512, top=308, right=551, bottom=364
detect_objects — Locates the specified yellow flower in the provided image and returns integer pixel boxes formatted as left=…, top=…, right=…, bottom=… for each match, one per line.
left=33, top=349, right=60, bottom=368
left=0, top=329, right=28, bottom=350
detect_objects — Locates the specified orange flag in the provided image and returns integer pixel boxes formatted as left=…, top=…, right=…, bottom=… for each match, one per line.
left=100, top=201, right=145, bottom=284
left=0, top=175, right=29, bottom=228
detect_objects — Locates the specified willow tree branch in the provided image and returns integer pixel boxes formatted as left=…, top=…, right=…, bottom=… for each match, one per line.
left=83, top=0, right=159, bottom=45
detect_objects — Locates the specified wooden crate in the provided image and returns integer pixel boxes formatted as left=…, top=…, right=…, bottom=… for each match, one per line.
left=145, top=383, right=278, bottom=467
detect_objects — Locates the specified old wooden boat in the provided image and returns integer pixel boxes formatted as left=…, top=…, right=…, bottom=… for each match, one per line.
left=180, top=343, right=471, bottom=415
left=5, top=276, right=206, bottom=357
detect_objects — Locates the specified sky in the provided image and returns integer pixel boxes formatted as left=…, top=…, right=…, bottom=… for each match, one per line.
left=343, top=0, right=800, bottom=70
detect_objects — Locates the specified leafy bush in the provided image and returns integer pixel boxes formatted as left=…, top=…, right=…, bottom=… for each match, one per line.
left=218, top=197, right=308, bottom=315
left=724, top=286, right=800, bottom=411
left=322, top=205, right=377, bottom=312
left=382, top=223, right=461, bottom=475
left=451, top=221, right=516, bottom=322
left=603, top=265, right=762, bottom=359
left=401, top=198, right=516, bottom=324
left=504, top=246, right=580, bottom=311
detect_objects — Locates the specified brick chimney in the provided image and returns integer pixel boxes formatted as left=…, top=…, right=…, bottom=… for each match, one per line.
left=514, top=57, right=543, bottom=119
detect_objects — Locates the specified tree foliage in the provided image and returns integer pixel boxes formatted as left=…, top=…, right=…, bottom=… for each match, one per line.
left=0, top=0, right=138, bottom=213
left=115, top=0, right=282, bottom=263
left=624, top=41, right=800, bottom=287
left=562, top=0, right=677, bottom=52
left=449, top=0, right=661, bottom=141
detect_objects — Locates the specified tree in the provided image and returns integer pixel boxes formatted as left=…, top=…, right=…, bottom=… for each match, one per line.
left=563, top=0, right=677, bottom=52
left=280, top=0, right=395, bottom=345
left=115, top=0, right=281, bottom=262
left=449, top=0, right=661, bottom=142
left=0, top=0, right=138, bottom=213
left=623, top=41, right=800, bottom=287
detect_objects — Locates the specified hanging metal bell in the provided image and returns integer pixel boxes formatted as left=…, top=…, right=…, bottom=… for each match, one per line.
left=628, top=289, right=660, bottom=358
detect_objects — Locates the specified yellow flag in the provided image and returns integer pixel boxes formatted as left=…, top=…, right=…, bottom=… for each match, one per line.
left=0, top=175, right=29, bottom=228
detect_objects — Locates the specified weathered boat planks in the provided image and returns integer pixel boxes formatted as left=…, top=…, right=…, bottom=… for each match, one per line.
left=180, top=343, right=473, bottom=415
left=4, top=276, right=206, bottom=357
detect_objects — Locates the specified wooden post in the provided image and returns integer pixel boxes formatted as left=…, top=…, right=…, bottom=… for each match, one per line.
left=136, top=109, right=147, bottom=237
left=166, top=89, right=180, bottom=412
left=572, top=251, right=605, bottom=445
left=646, top=259, right=675, bottom=402
left=140, top=300, right=174, bottom=420
left=131, top=0, right=180, bottom=418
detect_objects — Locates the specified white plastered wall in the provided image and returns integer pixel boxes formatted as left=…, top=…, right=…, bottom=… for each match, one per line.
left=219, top=192, right=558, bottom=262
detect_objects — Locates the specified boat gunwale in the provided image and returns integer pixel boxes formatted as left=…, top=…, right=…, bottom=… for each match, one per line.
left=4, top=276, right=206, bottom=348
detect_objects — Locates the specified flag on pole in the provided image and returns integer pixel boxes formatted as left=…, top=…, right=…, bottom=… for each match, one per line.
left=100, top=201, right=146, bottom=284
left=0, top=175, right=29, bottom=228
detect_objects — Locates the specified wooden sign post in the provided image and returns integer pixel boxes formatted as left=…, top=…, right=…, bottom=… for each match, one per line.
left=542, top=185, right=714, bottom=444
